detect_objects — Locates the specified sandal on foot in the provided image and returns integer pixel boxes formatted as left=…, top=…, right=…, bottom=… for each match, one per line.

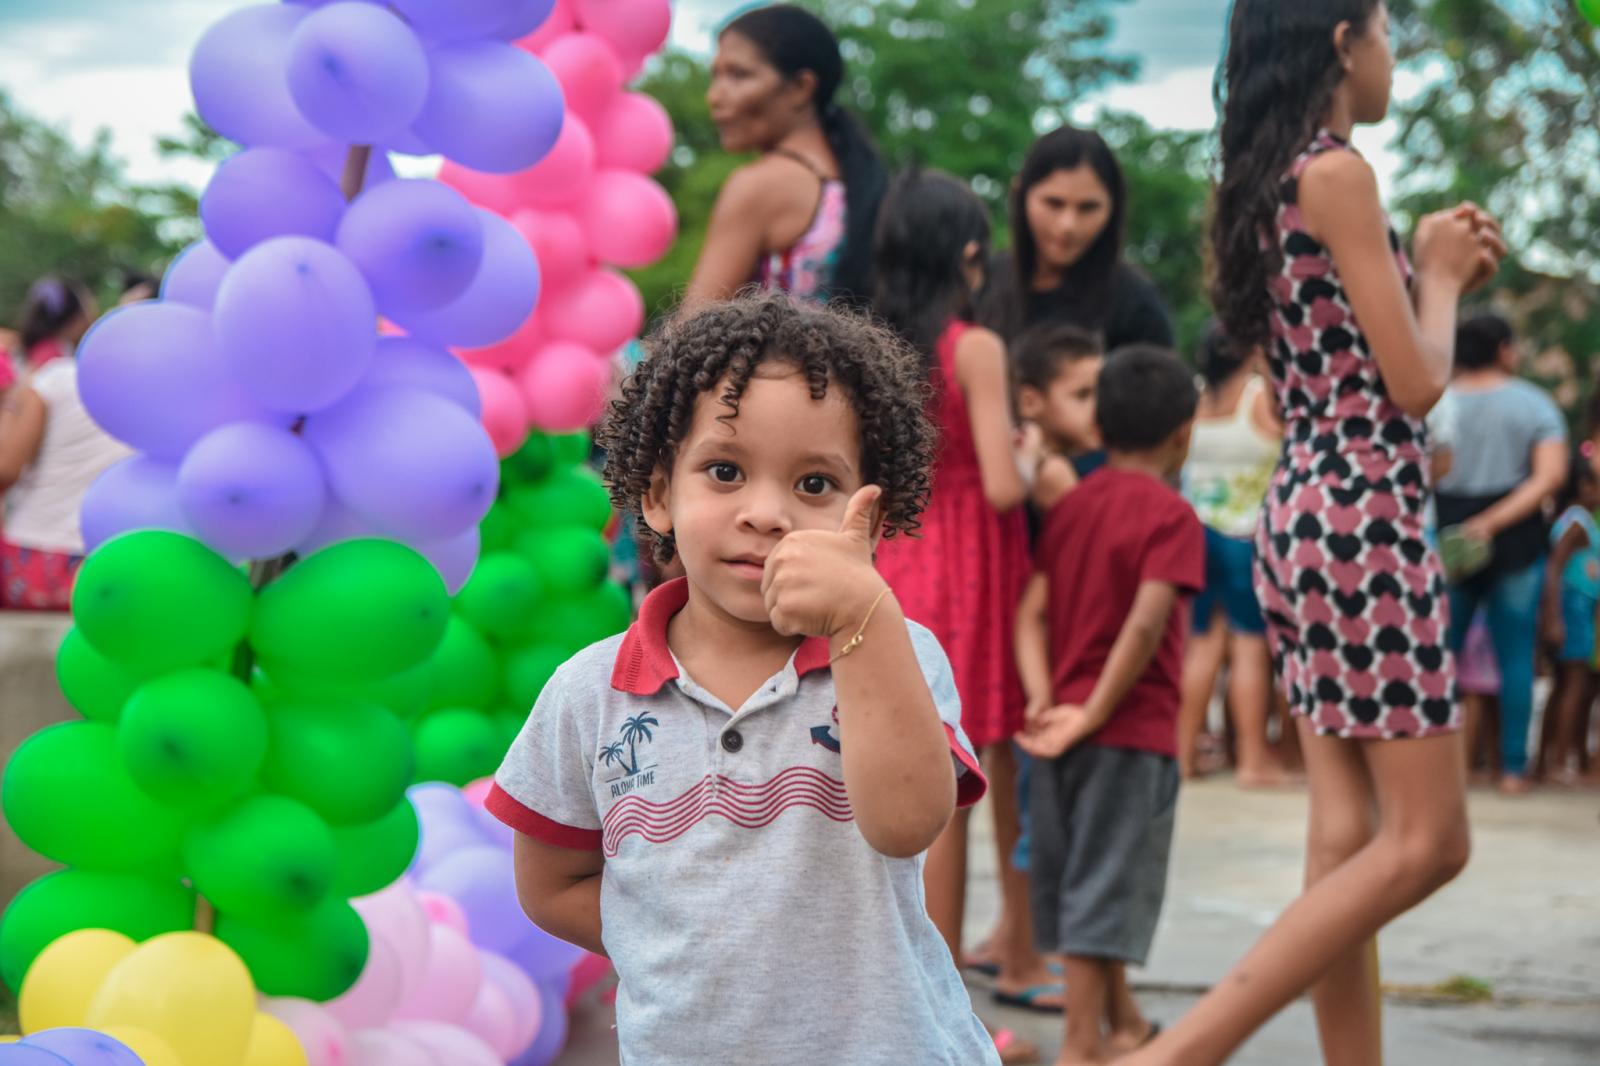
left=991, top=982, right=1066, bottom=1014
left=992, top=1028, right=1041, bottom=1065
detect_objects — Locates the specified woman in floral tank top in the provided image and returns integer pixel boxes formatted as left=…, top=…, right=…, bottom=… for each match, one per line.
left=1123, top=4, right=1507, bottom=1066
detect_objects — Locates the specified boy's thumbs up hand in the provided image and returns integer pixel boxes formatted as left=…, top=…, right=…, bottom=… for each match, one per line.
left=762, top=485, right=888, bottom=638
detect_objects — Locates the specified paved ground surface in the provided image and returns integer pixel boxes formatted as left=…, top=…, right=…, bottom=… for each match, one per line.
left=555, top=777, right=1600, bottom=1064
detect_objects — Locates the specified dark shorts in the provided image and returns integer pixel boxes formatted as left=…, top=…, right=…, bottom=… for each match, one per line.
left=1029, top=744, right=1179, bottom=965
left=1193, top=525, right=1265, bottom=636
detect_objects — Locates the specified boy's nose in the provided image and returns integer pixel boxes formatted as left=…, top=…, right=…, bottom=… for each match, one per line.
left=736, top=483, right=793, bottom=536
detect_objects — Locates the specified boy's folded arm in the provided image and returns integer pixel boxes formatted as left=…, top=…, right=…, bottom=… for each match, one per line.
left=1081, top=579, right=1180, bottom=729
left=512, top=833, right=608, bottom=957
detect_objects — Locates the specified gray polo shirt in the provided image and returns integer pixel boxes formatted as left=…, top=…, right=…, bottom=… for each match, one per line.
left=488, top=578, right=997, bottom=1066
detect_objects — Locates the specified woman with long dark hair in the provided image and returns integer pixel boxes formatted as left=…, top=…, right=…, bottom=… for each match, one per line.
left=872, top=170, right=1060, bottom=1058
left=1123, top=3, right=1502, bottom=1064
left=977, top=125, right=1172, bottom=352
left=685, top=3, right=887, bottom=307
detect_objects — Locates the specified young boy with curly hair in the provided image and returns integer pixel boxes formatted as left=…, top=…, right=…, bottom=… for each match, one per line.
left=488, top=293, right=1001, bottom=1065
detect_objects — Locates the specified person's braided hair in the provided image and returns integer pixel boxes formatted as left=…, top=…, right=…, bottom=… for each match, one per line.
left=599, top=291, right=935, bottom=563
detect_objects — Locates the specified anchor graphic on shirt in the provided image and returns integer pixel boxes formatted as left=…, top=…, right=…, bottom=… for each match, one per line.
left=810, top=706, right=841, bottom=752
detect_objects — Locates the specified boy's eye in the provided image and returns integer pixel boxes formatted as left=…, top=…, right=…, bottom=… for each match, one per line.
left=708, top=462, right=741, bottom=484
left=798, top=474, right=832, bottom=496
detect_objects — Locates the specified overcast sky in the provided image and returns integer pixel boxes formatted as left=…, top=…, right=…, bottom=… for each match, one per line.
left=0, top=0, right=1398, bottom=194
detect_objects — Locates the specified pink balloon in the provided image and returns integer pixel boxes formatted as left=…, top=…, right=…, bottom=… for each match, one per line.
left=542, top=33, right=623, bottom=122
left=328, top=932, right=404, bottom=1029
left=516, top=0, right=575, bottom=53
left=348, top=1031, right=438, bottom=1066
left=457, top=309, right=545, bottom=372
left=541, top=268, right=643, bottom=352
left=416, top=892, right=471, bottom=939
left=510, top=210, right=589, bottom=290
left=391, top=1023, right=500, bottom=1066
left=437, top=161, right=522, bottom=217
left=566, top=950, right=613, bottom=1008
left=262, top=998, right=353, bottom=1066
left=479, top=952, right=542, bottom=1056
left=593, top=91, right=673, bottom=173
left=470, top=367, right=530, bottom=457
left=394, top=921, right=482, bottom=1023
left=576, top=169, right=676, bottom=268
left=352, top=880, right=432, bottom=1003
left=461, top=778, right=494, bottom=808
left=517, top=342, right=613, bottom=432
left=462, top=976, right=519, bottom=1058
left=509, top=113, right=594, bottom=208
left=573, top=0, right=671, bottom=66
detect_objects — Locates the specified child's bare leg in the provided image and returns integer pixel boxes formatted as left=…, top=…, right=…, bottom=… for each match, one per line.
left=1104, top=961, right=1155, bottom=1053
left=985, top=743, right=1062, bottom=1004
left=923, top=805, right=970, bottom=960
left=1058, top=955, right=1111, bottom=1065
left=1226, top=633, right=1293, bottom=786
left=1121, top=727, right=1469, bottom=1066
left=1178, top=621, right=1226, bottom=778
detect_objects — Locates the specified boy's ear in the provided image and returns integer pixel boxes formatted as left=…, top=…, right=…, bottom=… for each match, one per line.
left=1016, top=385, right=1044, bottom=421
left=641, top=467, right=673, bottom=539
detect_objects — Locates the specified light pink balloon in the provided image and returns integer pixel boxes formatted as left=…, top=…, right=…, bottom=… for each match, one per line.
left=461, top=778, right=494, bottom=808
left=542, top=33, right=623, bottom=122
left=576, top=169, right=677, bottom=268
left=462, top=976, right=519, bottom=1058
left=353, top=880, right=432, bottom=1004
left=457, top=308, right=545, bottom=371
left=437, top=161, right=522, bottom=217
left=328, top=932, right=404, bottom=1030
left=349, top=1030, right=439, bottom=1066
left=416, top=892, right=472, bottom=939
left=566, top=950, right=613, bottom=1009
left=517, top=342, right=612, bottom=432
left=593, top=91, right=673, bottom=173
left=542, top=268, right=643, bottom=352
left=391, top=1022, right=501, bottom=1066
left=509, top=113, right=594, bottom=208
left=516, top=0, right=574, bottom=52
left=479, top=951, right=542, bottom=1055
left=394, top=921, right=483, bottom=1023
left=510, top=210, right=589, bottom=290
left=263, top=997, right=353, bottom=1066
left=470, top=367, right=531, bottom=457
left=573, top=0, right=670, bottom=67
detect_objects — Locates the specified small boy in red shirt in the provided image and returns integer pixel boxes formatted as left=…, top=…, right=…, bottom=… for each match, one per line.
left=1015, top=345, right=1204, bottom=1065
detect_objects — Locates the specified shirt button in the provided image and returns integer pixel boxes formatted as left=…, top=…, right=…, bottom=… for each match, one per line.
left=721, top=730, right=744, bottom=753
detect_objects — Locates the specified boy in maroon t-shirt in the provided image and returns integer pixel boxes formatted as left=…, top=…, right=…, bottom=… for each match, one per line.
left=1015, top=345, right=1204, bottom=1064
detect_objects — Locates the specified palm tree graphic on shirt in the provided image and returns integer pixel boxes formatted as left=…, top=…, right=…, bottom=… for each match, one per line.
left=617, top=714, right=659, bottom=776
left=599, top=742, right=627, bottom=772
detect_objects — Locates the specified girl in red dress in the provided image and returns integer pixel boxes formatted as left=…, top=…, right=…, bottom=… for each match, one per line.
left=872, top=170, right=1062, bottom=1041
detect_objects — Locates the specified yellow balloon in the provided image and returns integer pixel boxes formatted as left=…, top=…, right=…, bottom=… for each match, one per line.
left=240, top=1013, right=310, bottom=1066
left=86, top=932, right=256, bottom=1066
left=97, top=1026, right=185, bottom=1066
left=18, top=928, right=137, bottom=1033
left=0, top=1034, right=19, bottom=1042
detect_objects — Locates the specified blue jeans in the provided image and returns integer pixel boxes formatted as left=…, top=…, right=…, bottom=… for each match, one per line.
left=1446, top=559, right=1545, bottom=776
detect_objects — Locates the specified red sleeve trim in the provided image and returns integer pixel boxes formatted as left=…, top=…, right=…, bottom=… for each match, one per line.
left=943, top=724, right=988, bottom=807
left=486, top=782, right=603, bottom=851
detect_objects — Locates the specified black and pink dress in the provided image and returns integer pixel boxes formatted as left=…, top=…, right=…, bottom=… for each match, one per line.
left=1254, top=130, right=1459, bottom=739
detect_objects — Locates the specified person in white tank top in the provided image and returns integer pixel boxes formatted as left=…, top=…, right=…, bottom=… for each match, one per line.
left=1178, top=322, right=1295, bottom=787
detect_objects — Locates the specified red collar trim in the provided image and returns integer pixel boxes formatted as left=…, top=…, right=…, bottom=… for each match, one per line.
left=609, top=577, right=832, bottom=695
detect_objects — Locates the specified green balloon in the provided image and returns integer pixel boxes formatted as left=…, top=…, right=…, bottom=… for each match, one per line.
left=505, top=466, right=612, bottom=532
left=503, top=643, right=569, bottom=710
left=2, top=721, right=187, bottom=874
left=0, top=869, right=194, bottom=993
left=251, top=539, right=449, bottom=683
left=478, top=499, right=521, bottom=553
left=215, top=895, right=367, bottom=1001
left=260, top=659, right=436, bottom=721
left=503, top=433, right=556, bottom=483
left=55, top=627, right=138, bottom=722
left=413, top=708, right=503, bottom=786
left=184, top=794, right=336, bottom=921
left=517, top=527, right=610, bottom=597
left=1581, top=0, right=1600, bottom=27
left=358, top=660, right=435, bottom=720
left=493, top=710, right=526, bottom=751
left=527, top=582, right=634, bottom=650
left=549, top=432, right=591, bottom=466
left=330, top=797, right=420, bottom=898
left=72, top=531, right=253, bottom=675
left=427, top=617, right=500, bottom=710
left=119, top=669, right=267, bottom=810
left=261, top=700, right=414, bottom=825
left=456, top=552, right=544, bottom=638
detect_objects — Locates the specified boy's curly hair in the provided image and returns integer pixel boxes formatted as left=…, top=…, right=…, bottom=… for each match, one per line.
left=599, top=291, right=936, bottom=563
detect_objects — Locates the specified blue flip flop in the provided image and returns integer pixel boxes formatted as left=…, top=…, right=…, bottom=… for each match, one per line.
left=991, top=982, right=1066, bottom=1014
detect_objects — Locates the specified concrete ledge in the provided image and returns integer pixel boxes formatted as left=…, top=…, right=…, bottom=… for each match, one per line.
left=0, top=611, right=73, bottom=904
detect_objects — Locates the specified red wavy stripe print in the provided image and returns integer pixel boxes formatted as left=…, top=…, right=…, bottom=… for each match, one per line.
left=601, top=767, right=853, bottom=856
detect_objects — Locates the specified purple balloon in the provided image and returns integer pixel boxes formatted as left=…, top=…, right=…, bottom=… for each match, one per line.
left=416, top=845, right=526, bottom=953
left=288, top=2, right=431, bottom=143
left=177, top=422, right=328, bottom=560
left=81, top=455, right=191, bottom=552
left=418, top=525, right=481, bottom=594
left=336, top=180, right=485, bottom=315
left=201, top=147, right=347, bottom=259
left=407, top=782, right=493, bottom=873
left=494, top=0, right=558, bottom=40
left=409, top=41, right=564, bottom=174
left=0, top=1046, right=71, bottom=1066
left=304, top=385, right=499, bottom=542
left=392, top=0, right=520, bottom=42
left=77, top=302, right=277, bottom=459
left=214, top=237, right=377, bottom=413
left=509, top=980, right=569, bottom=1066
left=189, top=4, right=324, bottom=149
left=305, top=142, right=396, bottom=190
left=508, top=923, right=584, bottom=984
left=160, top=240, right=232, bottom=309
left=362, top=337, right=482, bottom=416
left=390, top=209, right=540, bottom=350
left=21, top=1029, right=143, bottom=1066
left=296, top=495, right=383, bottom=555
